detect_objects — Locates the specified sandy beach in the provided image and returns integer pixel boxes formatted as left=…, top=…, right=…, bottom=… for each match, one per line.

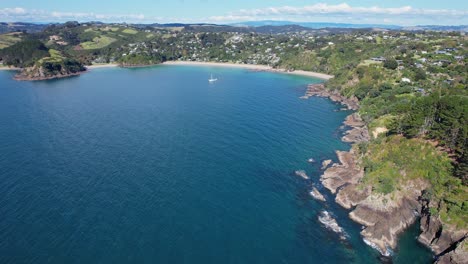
left=0, top=66, right=20, bottom=71
left=163, top=61, right=334, bottom=80
left=2, top=62, right=334, bottom=80
left=86, top=63, right=119, bottom=69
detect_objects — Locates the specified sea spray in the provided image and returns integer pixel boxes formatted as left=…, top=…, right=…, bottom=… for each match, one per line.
left=310, top=187, right=326, bottom=202
left=295, top=170, right=309, bottom=179
left=318, top=211, right=348, bottom=240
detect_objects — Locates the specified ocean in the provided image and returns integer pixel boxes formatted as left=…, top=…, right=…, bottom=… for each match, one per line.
left=0, top=65, right=433, bottom=263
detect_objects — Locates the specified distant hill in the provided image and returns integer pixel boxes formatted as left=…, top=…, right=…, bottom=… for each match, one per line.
left=230, top=20, right=402, bottom=30
left=403, top=25, right=468, bottom=32
left=230, top=20, right=468, bottom=32
left=0, top=22, right=49, bottom=34
left=1, top=21, right=467, bottom=35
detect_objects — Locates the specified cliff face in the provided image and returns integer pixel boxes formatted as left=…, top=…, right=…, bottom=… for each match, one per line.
left=304, top=74, right=467, bottom=262
left=435, top=239, right=468, bottom=264
left=320, top=127, right=429, bottom=256
left=419, top=199, right=468, bottom=263
left=316, top=111, right=466, bottom=262
left=345, top=182, right=428, bottom=255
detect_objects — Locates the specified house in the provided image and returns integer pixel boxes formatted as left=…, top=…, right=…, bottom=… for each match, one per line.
left=371, top=56, right=386, bottom=62
left=49, top=35, right=61, bottom=41
left=415, top=88, right=427, bottom=96
left=401, top=78, right=411, bottom=83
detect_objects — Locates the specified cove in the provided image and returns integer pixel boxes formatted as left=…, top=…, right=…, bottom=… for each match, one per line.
left=0, top=66, right=432, bottom=263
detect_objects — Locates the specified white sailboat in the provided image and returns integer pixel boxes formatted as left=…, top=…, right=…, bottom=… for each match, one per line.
left=208, top=74, right=218, bottom=82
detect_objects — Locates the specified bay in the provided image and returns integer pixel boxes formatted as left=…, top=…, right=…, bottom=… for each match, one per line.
left=0, top=66, right=432, bottom=263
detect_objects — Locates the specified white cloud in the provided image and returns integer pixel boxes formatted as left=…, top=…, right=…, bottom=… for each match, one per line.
left=0, top=3, right=467, bottom=25
left=231, top=3, right=466, bottom=17
left=0, top=7, right=150, bottom=23
left=208, top=3, right=468, bottom=25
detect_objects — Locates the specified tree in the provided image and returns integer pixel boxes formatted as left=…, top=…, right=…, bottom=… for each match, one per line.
left=383, top=59, right=398, bottom=70
left=414, top=68, right=427, bottom=81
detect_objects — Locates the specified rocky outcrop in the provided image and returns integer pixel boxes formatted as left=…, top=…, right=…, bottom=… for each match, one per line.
left=335, top=184, right=370, bottom=209
left=318, top=211, right=347, bottom=240
left=318, top=110, right=431, bottom=257
left=310, top=187, right=326, bottom=202
left=320, top=113, right=367, bottom=194
left=418, top=199, right=468, bottom=263
left=342, top=114, right=370, bottom=143
left=320, top=149, right=363, bottom=194
left=435, top=239, right=468, bottom=264
left=294, top=170, right=309, bottom=180
left=15, top=63, right=86, bottom=81
left=303, top=83, right=360, bottom=110
left=348, top=189, right=426, bottom=256
left=321, top=159, right=332, bottom=170
left=311, top=82, right=466, bottom=262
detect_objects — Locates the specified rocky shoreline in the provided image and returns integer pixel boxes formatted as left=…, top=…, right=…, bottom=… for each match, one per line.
left=14, top=63, right=87, bottom=81
left=14, top=70, right=86, bottom=81
left=301, top=83, right=360, bottom=110
left=303, top=83, right=467, bottom=262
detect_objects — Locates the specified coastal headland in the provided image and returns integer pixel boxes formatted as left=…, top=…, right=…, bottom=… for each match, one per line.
left=303, top=83, right=467, bottom=261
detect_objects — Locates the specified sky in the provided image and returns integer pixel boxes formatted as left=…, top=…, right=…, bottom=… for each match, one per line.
left=0, top=1, right=467, bottom=26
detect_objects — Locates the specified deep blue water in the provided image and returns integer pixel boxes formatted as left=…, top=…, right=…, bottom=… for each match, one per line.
left=0, top=66, right=432, bottom=263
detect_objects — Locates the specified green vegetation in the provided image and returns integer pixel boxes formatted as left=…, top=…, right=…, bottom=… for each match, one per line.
left=122, top=28, right=138, bottom=34
left=362, top=136, right=467, bottom=227
left=383, top=59, right=398, bottom=70
left=119, top=53, right=165, bottom=66
left=0, top=32, right=23, bottom=49
left=0, top=39, right=49, bottom=67
left=80, top=36, right=117, bottom=50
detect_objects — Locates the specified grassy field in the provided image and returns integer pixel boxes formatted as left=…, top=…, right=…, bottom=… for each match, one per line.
left=358, top=59, right=383, bottom=66
left=37, top=49, right=65, bottom=64
left=122, top=28, right=138, bottom=34
left=0, top=32, right=23, bottom=49
left=102, top=27, right=120, bottom=32
left=80, top=36, right=117, bottom=50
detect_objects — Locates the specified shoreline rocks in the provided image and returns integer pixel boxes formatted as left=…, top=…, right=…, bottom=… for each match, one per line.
left=14, top=64, right=87, bottom=81
left=320, top=149, right=363, bottom=194
left=418, top=199, right=468, bottom=263
left=294, top=170, right=309, bottom=180
left=302, top=83, right=359, bottom=110
left=308, top=84, right=467, bottom=261
left=318, top=110, right=430, bottom=256
left=310, top=187, right=326, bottom=202
left=318, top=210, right=347, bottom=240
left=321, top=159, right=332, bottom=170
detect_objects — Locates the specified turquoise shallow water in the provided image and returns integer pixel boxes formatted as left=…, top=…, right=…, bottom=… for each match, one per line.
left=0, top=66, right=432, bottom=263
